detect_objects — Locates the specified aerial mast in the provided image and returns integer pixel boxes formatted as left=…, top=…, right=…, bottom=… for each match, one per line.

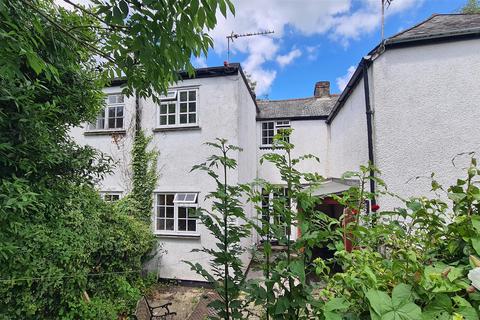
left=226, top=30, right=274, bottom=63
left=381, top=0, right=393, bottom=42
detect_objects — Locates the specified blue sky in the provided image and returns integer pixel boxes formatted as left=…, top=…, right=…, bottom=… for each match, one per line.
left=193, top=0, right=467, bottom=100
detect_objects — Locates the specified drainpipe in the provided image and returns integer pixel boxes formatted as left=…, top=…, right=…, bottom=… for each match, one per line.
left=361, top=57, right=377, bottom=209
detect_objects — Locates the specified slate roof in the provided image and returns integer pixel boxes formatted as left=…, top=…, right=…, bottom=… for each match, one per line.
left=256, top=95, right=338, bottom=120
left=387, top=14, right=480, bottom=44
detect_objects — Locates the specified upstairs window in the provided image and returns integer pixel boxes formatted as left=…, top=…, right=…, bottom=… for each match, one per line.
left=155, top=192, right=199, bottom=234
left=89, top=94, right=124, bottom=130
left=261, top=120, right=291, bottom=146
left=158, top=89, right=197, bottom=127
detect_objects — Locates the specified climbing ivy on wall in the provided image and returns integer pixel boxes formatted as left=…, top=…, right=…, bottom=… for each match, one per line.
left=130, top=128, right=159, bottom=224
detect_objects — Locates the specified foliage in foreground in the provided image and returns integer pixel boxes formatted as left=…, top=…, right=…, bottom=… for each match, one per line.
left=190, top=132, right=480, bottom=320
left=186, top=139, right=251, bottom=320
left=1, top=0, right=233, bottom=317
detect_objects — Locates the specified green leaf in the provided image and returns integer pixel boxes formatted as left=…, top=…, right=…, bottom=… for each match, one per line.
left=472, top=238, right=480, bottom=255
left=392, top=283, right=413, bottom=307
left=366, top=289, right=392, bottom=316
left=290, top=259, right=306, bottom=284
left=119, top=0, right=129, bottom=16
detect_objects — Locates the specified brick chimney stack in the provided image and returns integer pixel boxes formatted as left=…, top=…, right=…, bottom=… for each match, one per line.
left=314, top=81, right=330, bottom=98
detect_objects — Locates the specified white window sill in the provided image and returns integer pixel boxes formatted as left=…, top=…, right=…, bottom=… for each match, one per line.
left=84, top=129, right=126, bottom=136
left=152, top=126, right=200, bottom=132
left=154, top=232, right=200, bottom=239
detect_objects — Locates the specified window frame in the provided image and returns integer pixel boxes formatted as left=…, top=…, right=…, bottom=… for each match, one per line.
left=260, top=120, right=291, bottom=147
left=154, top=192, right=199, bottom=236
left=88, top=93, right=125, bottom=131
left=260, top=187, right=290, bottom=238
left=100, top=191, right=123, bottom=202
left=156, top=89, right=199, bottom=129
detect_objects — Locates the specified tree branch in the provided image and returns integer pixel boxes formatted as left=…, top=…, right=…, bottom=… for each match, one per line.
left=61, top=0, right=129, bottom=30
left=21, top=0, right=116, bottom=64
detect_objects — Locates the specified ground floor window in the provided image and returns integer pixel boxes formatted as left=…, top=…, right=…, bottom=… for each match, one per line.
left=155, top=192, right=198, bottom=234
left=101, top=191, right=122, bottom=202
left=261, top=187, right=290, bottom=237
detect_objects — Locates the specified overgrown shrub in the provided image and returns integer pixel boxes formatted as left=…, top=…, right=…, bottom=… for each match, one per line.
left=0, top=2, right=154, bottom=318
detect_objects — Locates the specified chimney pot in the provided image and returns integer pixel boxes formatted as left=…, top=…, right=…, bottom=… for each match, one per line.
left=314, top=81, right=330, bottom=98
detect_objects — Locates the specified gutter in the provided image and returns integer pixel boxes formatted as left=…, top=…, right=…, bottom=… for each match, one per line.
left=361, top=57, right=377, bottom=208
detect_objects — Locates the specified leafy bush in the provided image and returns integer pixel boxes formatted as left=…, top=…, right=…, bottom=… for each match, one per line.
left=314, top=158, right=480, bottom=319
left=0, top=2, right=155, bottom=318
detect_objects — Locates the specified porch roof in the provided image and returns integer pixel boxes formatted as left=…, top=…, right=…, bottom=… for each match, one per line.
left=311, top=178, right=358, bottom=196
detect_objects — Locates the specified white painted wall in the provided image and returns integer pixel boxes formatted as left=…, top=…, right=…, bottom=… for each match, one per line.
left=257, top=120, right=329, bottom=184
left=327, top=78, right=369, bottom=180
left=70, top=86, right=136, bottom=193
left=71, top=74, right=258, bottom=281
left=371, top=39, right=480, bottom=209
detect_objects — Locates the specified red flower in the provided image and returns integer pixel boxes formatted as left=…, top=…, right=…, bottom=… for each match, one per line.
left=371, top=204, right=380, bottom=212
left=351, top=209, right=359, bottom=215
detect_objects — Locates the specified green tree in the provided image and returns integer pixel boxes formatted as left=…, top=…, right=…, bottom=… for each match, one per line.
left=187, top=139, right=251, bottom=320
left=0, top=0, right=234, bottom=317
left=462, top=0, right=480, bottom=13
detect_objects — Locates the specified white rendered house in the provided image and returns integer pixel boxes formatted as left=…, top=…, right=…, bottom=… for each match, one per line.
left=71, top=14, right=480, bottom=281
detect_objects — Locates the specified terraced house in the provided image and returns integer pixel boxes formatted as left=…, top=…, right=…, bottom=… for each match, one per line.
left=70, top=13, right=480, bottom=281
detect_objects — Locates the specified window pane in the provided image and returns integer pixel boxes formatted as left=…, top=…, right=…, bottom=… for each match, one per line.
left=188, top=220, right=196, bottom=231
left=157, top=219, right=165, bottom=230
left=268, top=122, right=274, bottom=129
left=166, top=219, right=174, bottom=230
left=188, top=207, right=197, bottom=217
left=178, top=207, right=186, bottom=218
left=95, top=117, right=105, bottom=130
left=108, top=118, right=115, bottom=129
left=116, top=117, right=123, bottom=128
left=188, top=114, right=196, bottom=123
left=180, top=91, right=187, bottom=101
left=160, top=105, right=167, bottom=114
left=185, top=194, right=196, bottom=202
left=158, top=207, right=165, bottom=217
left=168, top=103, right=176, bottom=113
left=180, top=114, right=187, bottom=124
left=166, top=207, right=174, bottom=218
left=188, top=102, right=196, bottom=112
left=108, top=107, right=116, bottom=118
left=166, top=194, right=174, bottom=204
left=188, top=90, right=196, bottom=101
left=180, top=103, right=187, bottom=113
left=116, top=106, right=123, bottom=117
left=160, top=116, right=167, bottom=125
left=158, top=194, right=165, bottom=205
left=178, top=220, right=186, bottom=231
left=168, top=115, right=175, bottom=124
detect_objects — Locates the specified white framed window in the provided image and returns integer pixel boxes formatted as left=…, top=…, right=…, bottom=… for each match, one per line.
left=101, top=191, right=122, bottom=202
left=260, top=187, right=290, bottom=237
left=261, top=120, right=290, bottom=146
left=157, top=89, right=198, bottom=128
left=155, top=192, right=199, bottom=234
left=89, top=94, right=124, bottom=131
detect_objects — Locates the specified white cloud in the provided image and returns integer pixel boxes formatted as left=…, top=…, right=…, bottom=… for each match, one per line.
left=336, top=65, right=356, bottom=91
left=209, top=0, right=422, bottom=95
left=306, top=45, right=320, bottom=61
left=276, top=48, right=302, bottom=68
left=192, top=56, right=208, bottom=68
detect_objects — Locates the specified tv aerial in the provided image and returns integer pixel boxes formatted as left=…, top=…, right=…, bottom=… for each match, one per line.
left=226, top=30, right=274, bottom=63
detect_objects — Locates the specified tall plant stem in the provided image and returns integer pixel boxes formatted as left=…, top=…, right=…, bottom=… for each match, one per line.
left=222, top=147, right=230, bottom=320
left=286, top=148, right=295, bottom=319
